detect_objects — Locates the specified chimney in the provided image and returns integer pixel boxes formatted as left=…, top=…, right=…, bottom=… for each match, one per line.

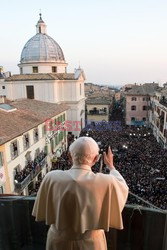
left=0, top=95, right=6, bottom=103
left=4, top=71, right=11, bottom=78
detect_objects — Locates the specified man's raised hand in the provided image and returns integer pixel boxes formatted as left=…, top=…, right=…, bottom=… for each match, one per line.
left=103, top=146, right=115, bottom=170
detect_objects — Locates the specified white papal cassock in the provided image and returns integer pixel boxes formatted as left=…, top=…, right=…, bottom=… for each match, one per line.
left=32, top=165, right=128, bottom=250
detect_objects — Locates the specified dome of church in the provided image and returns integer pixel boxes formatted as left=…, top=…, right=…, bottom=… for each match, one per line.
left=20, top=14, right=65, bottom=64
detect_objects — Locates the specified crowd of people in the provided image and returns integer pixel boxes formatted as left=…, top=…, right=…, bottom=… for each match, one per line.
left=48, top=123, right=167, bottom=210
left=14, top=151, right=47, bottom=184
left=30, top=101, right=167, bottom=210
left=80, top=125, right=167, bottom=210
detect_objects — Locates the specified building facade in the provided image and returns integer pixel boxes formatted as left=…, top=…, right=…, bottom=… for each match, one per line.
left=0, top=99, right=68, bottom=195
left=125, top=84, right=158, bottom=126
left=149, top=90, right=167, bottom=148
left=86, top=98, right=111, bottom=122
left=125, top=94, right=150, bottom=126
left=0, top=14, right=86, bottom=136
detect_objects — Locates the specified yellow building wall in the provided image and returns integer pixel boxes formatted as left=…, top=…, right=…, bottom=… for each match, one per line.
left=0, top=144, right=11, bottom=193
left=87, top=114, right=109, bottom=122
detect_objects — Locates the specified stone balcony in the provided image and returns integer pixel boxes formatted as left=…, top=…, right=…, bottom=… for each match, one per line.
left=0, top=196, right=166, bottom=250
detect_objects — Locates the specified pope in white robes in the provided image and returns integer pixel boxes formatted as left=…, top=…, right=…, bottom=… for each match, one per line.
left=32, top=137, right=129, bottom=250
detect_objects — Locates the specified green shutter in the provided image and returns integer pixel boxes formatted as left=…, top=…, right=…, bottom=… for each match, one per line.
left=55, top=136, right=58, bottom=145
left=59, top=132, right=61, bottom=142
left=0, top=152, right=4, bottom=166
left=44, top=145, right=48, bottom=155
left=51, top=139, right=54, bottom=150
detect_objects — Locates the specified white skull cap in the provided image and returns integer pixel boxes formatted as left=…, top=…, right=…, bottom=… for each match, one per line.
left=69, top=136, right=99, bottom=157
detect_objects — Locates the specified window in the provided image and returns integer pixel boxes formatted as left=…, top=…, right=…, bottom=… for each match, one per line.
left=0, top=152, right=4, bottom=166
left=131, top=97, right=137, bottom=101
left=20, top=67, right=23, bottom=74
left=52, top=66, right=57, bottom=73
left=131, top=117, right=135, bottom=121
left=23, top=133, right=30, bottom=150
left=33, top=128, right=39, bottom=143
left=14, top=164, right=21, bottom=173
left=0, top=186, right=3, bottom=194
left=143, top=106, right=147, bottom=111
left=143, top=117, right=146, bottom=121
left=10, top=140, right=19, bottom=159
left=26, top=86, right=34, bottom=99
left=25, top=152, right=31, bottom=163
left=2, top=86, right=5, bottom=89
left=131, top=105, right=136, bottom=111
left=32, top=67, right=38, bottom=73
left=35, top=148, right=40, bottom=158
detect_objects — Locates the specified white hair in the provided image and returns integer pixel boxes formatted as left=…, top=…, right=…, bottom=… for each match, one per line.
left=69, top=137, right=99, bottom=166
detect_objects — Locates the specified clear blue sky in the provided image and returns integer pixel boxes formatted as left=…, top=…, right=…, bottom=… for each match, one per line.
left=1, top=0, right=167, bottom=86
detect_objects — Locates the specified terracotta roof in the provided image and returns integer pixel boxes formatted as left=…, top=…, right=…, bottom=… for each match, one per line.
left=0, top=99, right=69, bottom=145
left=125, top=85, right=158, bottom=96
left=5, top=73, right=75, bottom=82
left=86, top=98, right=111, bottom=105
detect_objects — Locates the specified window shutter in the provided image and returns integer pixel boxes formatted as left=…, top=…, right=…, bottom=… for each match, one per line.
left=10, top=143, right=14, bottom=160
left=17, top=140, right=19, bottom=156
left=59, top=132, right=61, bottom=142
left=0, top=152, right=4, bottom=166
left=51, top=139, right=54, bottom=150
left=44, top=145, right=48, bottom=155
left=33, top=129, right=35, bottom=142
left=23, top=136, right=26, bottom=150
left=42, top=126, right=44, bottom=137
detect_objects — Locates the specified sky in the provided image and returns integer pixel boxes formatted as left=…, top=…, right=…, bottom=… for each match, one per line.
left=1, top=0, right=167, bottom=86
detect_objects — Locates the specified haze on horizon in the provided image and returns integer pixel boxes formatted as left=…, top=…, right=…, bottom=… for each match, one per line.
left=1, top=0, right=167, bottom=86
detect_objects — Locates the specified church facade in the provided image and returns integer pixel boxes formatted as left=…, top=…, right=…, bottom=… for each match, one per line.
left=1, top=14, right=86, bottom=136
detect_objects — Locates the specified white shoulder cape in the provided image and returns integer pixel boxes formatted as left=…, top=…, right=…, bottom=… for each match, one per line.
left=32, top=168, right=128, bottom=233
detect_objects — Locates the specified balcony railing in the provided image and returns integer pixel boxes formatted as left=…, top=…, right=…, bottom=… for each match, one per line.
left=160, top=98, right=167, bottom=107
left=32, top=157, right=47, bottom=179
left=0, top=196, right=166, bottom=250
left=87, top=111, right=108, bottom=116
left=14, top=174, right=31, bottom=191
